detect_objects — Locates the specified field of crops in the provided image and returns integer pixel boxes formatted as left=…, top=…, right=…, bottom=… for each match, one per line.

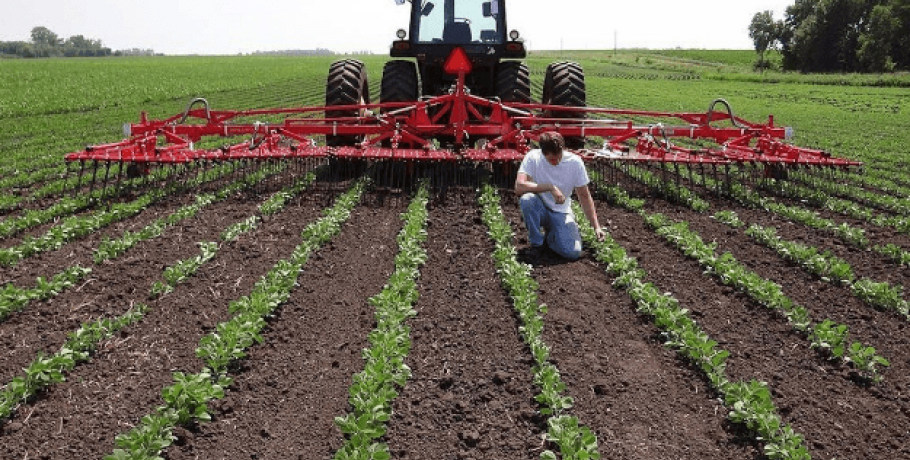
left=1, top=51, right=909, bottom=460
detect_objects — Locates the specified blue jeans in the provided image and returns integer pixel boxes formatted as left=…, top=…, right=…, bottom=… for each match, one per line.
left=519, top=193, right=583, bottom=260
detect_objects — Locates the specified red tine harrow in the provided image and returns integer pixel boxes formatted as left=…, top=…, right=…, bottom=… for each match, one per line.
left=64, top=59, right=861, bottom=200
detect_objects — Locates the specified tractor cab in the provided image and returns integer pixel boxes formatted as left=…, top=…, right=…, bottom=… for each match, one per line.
left=389, top=0, right=526, bottom=98
left=411, top=0, right=504, bottom=45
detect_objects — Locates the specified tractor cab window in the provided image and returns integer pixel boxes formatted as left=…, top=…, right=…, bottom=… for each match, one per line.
left=415, top=0, right=504, bottom=44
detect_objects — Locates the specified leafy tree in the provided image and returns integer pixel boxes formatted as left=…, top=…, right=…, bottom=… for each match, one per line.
left=774, top=0, right=910, bottom=72
left=888, top=0, right=910, bottom=67
left=30, top=26, right=60, bottom=47
left=858, top=4, right=899, bottom=72
left=65, top=35, right=94, bottom=49
left=749, top=10, right=781, bottom=70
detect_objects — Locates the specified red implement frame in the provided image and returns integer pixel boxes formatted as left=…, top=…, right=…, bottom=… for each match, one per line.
left=65, top=56, right=861, bottom=170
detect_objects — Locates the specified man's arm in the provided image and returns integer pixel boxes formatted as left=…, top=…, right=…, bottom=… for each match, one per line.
left=575, top=184, right=605, bottom=241
left=515, top=172, right=566, bottom=204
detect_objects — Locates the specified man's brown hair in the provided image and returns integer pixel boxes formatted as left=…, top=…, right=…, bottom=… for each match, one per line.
left=539, top=132, right=565, bottom=155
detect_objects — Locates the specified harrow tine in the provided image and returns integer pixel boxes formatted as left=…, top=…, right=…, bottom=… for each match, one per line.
left=686, top=163, right=694, bottom=190
left=711, top=164, right=719, bottom=197
left=180, top=162, right=192, bottom=192
left=101, top=160, right=112, bottom=200
left=114, top=161, right=124, bottom=199
left=60, top=162, right=71, bottom=200
left=384, top=159, right=393, bottom=196
left=87, top=160, right=99, bottom=201
left=674, top=163, right=681, bottom=192
left=698, top=163, right=706, bottom=190
left=169, top=163, right=179, bottom=192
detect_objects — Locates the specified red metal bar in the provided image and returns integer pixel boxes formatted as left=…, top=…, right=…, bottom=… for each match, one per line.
left=66, top=86, right=861, bottom=169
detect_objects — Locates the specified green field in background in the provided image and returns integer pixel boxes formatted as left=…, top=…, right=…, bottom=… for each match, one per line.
left=1, top=51, right=906, bottom=172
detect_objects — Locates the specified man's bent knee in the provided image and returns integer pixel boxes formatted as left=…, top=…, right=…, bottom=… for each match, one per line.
left=550, top=239, right=583, bottom=261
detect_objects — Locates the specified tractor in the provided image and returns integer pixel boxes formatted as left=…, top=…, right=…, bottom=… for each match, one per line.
left=325, top=0, right=584, bottom=147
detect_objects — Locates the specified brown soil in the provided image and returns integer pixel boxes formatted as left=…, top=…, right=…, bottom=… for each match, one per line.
left=1, top=180, right=908, bottom=460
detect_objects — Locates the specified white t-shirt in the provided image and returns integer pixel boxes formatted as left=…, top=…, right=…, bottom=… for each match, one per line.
left=518, top=149, right=589, bottom=214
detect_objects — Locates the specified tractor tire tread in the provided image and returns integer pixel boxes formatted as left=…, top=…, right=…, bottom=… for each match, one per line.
left=325, top=59, right=369, bottom=146
left=380, top=60, right=419, bottom=104
left=495, top=61, right=531, bottom=103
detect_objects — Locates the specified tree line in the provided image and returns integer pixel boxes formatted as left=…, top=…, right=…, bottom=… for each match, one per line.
left=1, top=26, right=157, bottom=58
left=750, top=0, right=910, bottom=73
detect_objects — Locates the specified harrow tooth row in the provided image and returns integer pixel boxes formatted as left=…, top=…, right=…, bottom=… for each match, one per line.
left=63, top=69, right=860, bottom=199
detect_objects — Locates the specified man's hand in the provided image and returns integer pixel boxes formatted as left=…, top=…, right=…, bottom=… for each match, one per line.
left=595, top=227, right=606, bottom=241
left=550, top=185, right=566, bottom=205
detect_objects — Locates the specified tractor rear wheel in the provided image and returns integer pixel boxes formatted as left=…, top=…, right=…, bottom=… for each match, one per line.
left=542, top=61, right=586, bottom=148
left=380, top=60, right=419, bottom=104
left=325, top=59, right=370, bottom=147
left=542, top=61, right=586, bottom=109
left=380, top=60, right=419, bottom=151
left=495, top=61, right=531, bottom=103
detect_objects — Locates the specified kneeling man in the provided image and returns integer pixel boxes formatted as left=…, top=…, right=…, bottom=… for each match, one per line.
left=514, top=132, right=606, bottom=260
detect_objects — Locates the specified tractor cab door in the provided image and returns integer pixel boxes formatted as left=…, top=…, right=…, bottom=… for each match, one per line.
left=412, top=0, right=505, bottom=45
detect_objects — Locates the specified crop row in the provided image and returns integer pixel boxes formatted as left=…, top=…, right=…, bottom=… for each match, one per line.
left=479, top=184, right=600, bottom=460
left=643, top=213, right=889, bottom=382
left=0, top=161, right=223, bottom=242
left=146, top=171, right=320, bottom=300
left=0, top=162, right=69, bottom=194
left=0, top=187, right=161, bottom=266
left=833, top=168, right=910, bottom=201
left=0, top=305, right=148, bottom=420
left=1, top=167, right=320, bottom=427
left=0, top=162, right=245, bottom=267
left=334, top=182, right=429, bottom=460
left=0, top=165, right=296, bottom=328
left=603, top=169, right=898, bottom=382
left=789, top=170, right=910, bottom=216
left=767, top=178, right=910, bottom=236
left=858, top=168, right=910, bottom=195
left=107, top=179, right=366, bottom=459
left=619, top=163, right=710, bottom=212
left=571, top=200, right=810, bottom=460
left=94, top=164, right=298, bottom=264
left=733, top=218, right=910, bottom=320
left=679, top=165, right=871, bottom=248
left=873, top=243, right=910, bottom=266
left=758, top=179, right=910, bottom=265
left=0, top=266, right=92, bottom=322
left=0, top=173, right=123, bottom=240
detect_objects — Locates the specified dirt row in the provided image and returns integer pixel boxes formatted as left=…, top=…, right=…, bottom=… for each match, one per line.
left=169, top=202, right=407, bottom=460
left=1, top=181, right=336, bottom=459
left=0, top=188, right=262, bottom=384
left=2, top=181, right=908, bottom=459
left=606, top=192, right=910, bottom=460
left=0, top=164, right=278, bottom=254
left=0, top=170, right=321, bottom=385
left=500, top=201, right=758, bottom=460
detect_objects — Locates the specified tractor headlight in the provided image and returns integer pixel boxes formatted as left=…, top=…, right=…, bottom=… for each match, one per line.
left=510, top=30, right=520, bottom=40
left=397, top=29, right=407, bottom=39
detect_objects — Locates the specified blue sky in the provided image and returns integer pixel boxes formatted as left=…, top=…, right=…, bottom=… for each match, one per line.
left=0, top=0, right=795, bottom=55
